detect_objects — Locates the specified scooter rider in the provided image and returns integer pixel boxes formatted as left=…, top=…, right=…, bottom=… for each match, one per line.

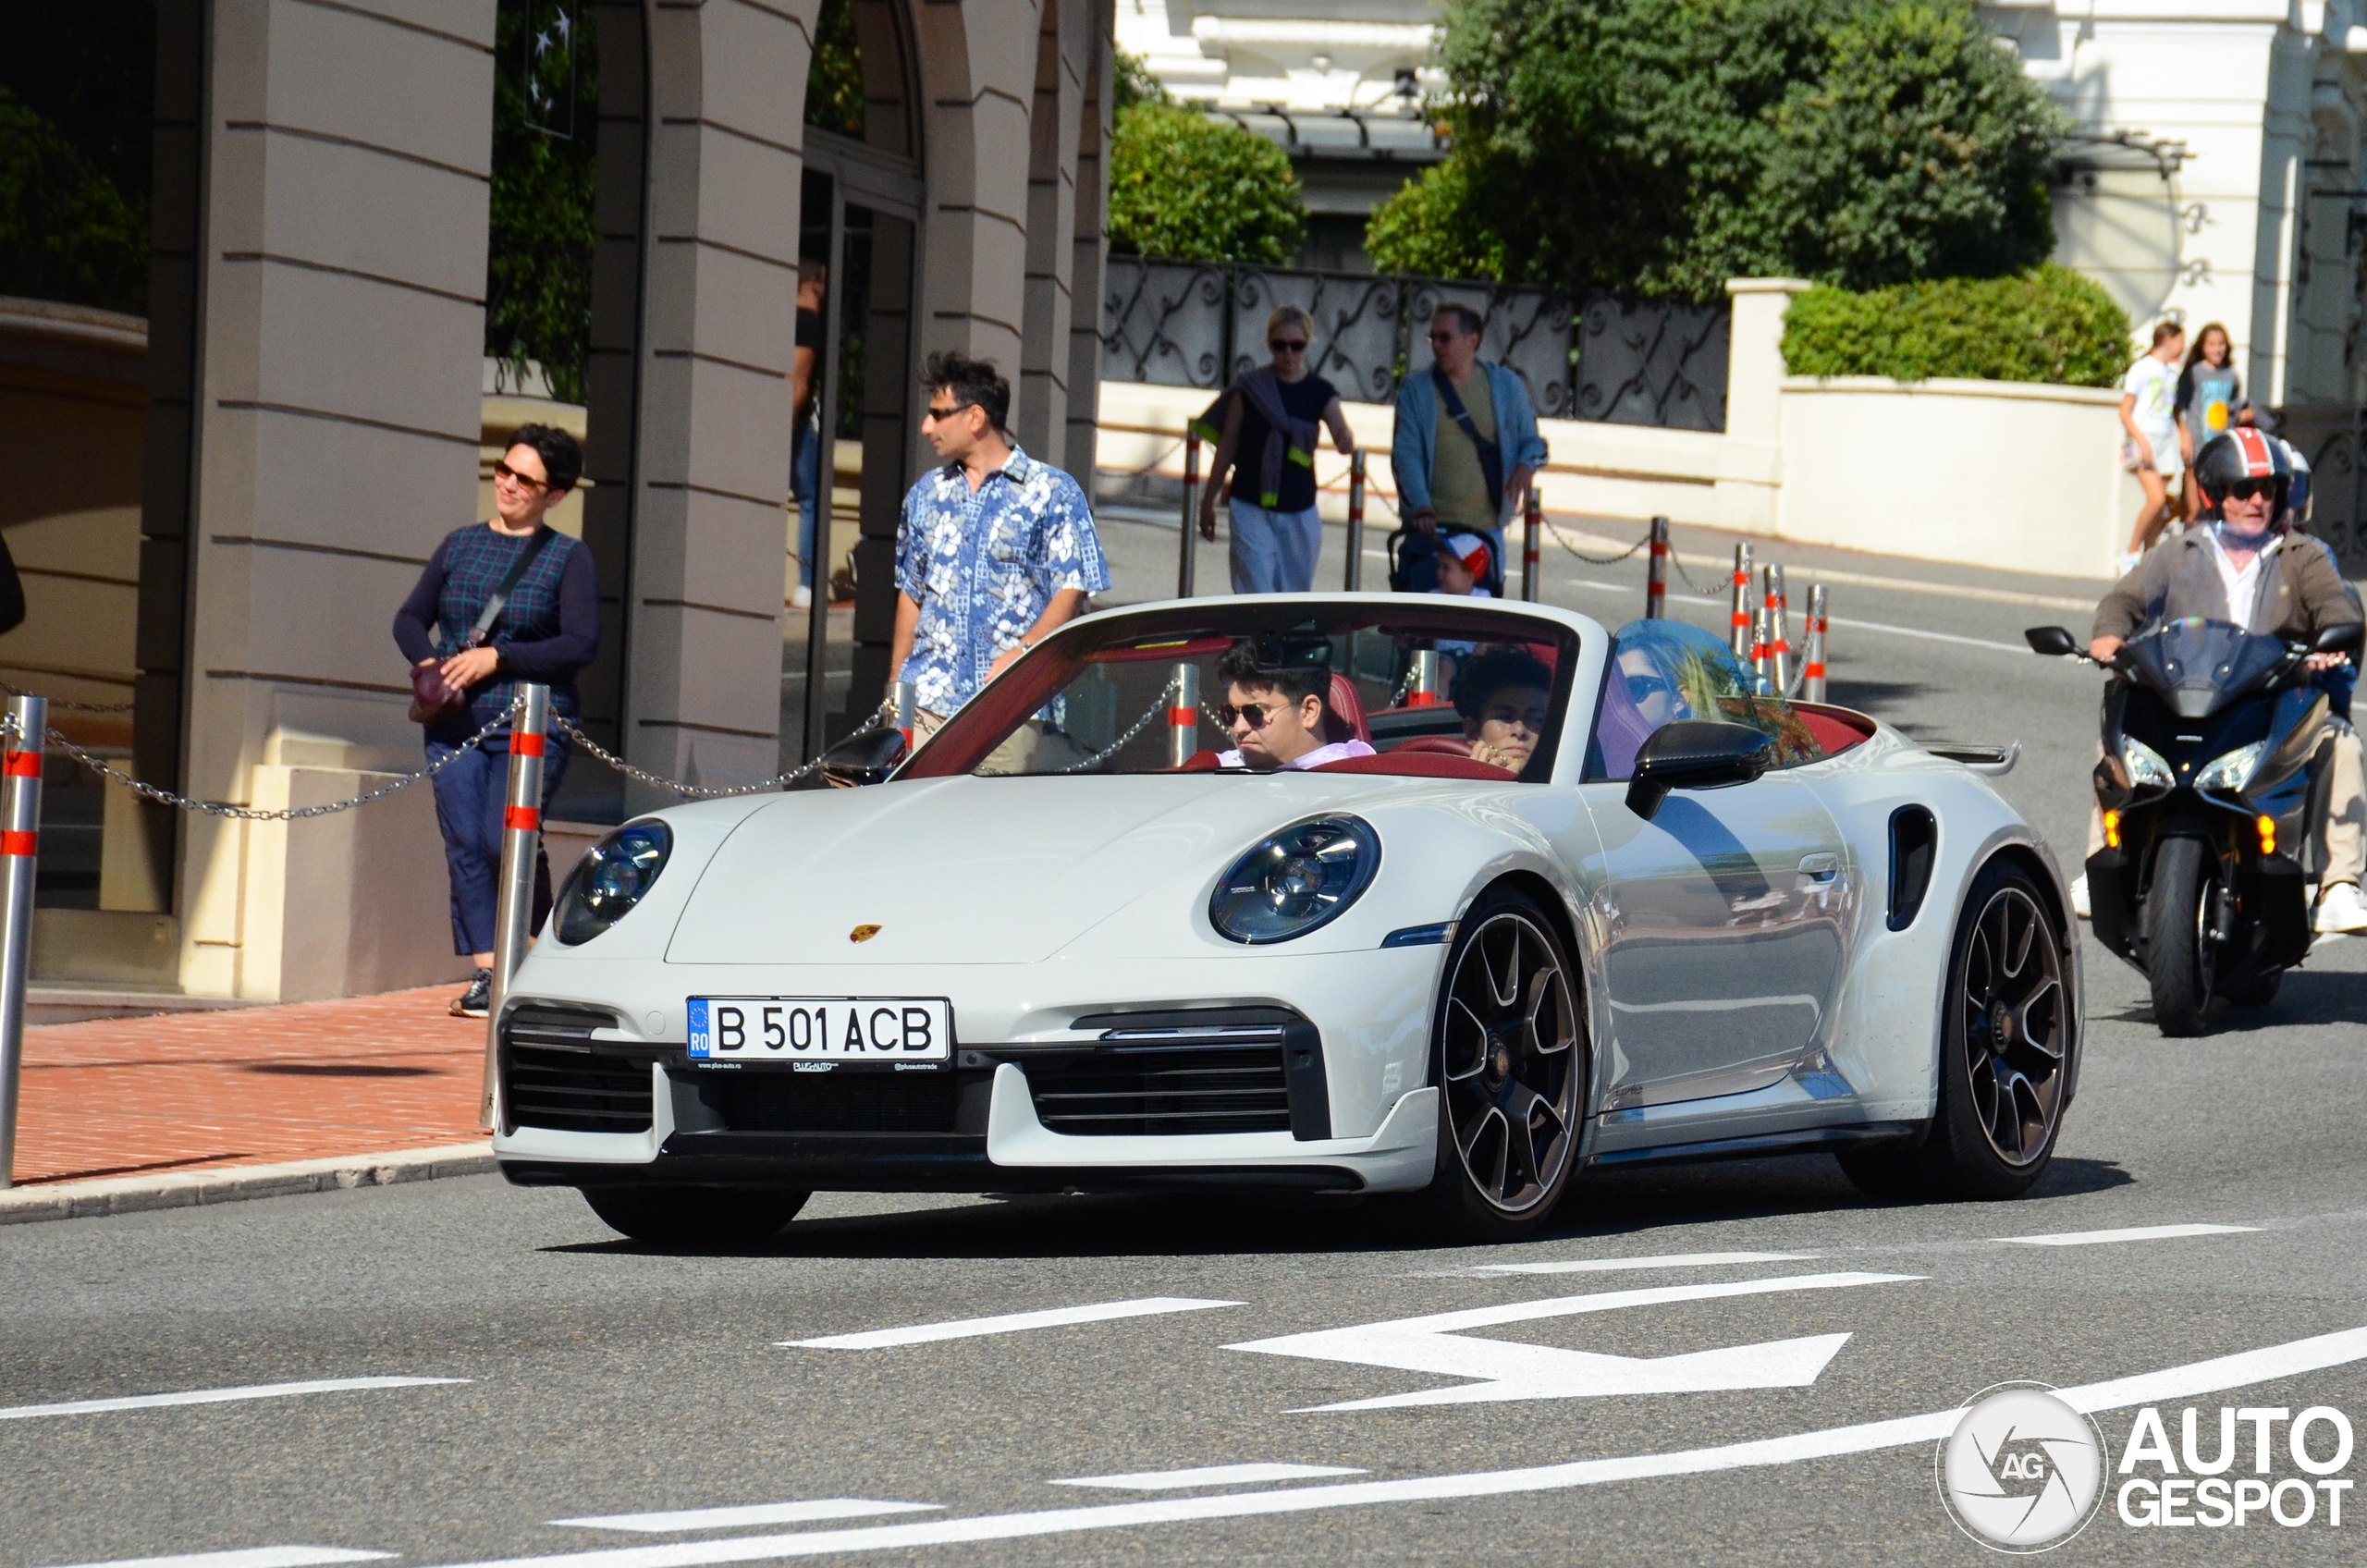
left=2085, top=427, right=2367, bottom=935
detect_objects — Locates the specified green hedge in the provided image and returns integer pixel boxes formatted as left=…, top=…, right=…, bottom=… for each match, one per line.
left=1781, top=263, right=2131, bottom=388
left=1109, top=104, right=1305, bottom=265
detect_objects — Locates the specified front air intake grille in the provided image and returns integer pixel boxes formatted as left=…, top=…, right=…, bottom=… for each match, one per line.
left=502, top=1044, right=653, bottom=1134
left=1026, top=1010, right=1318, bottom=1137
left=711, top=1072, right=961, bottom=1133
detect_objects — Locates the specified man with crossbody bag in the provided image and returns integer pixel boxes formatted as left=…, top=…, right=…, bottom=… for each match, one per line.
left=1389, top=304, right=1550, bottom=594
left=393, top=425, right=599, bottom=1016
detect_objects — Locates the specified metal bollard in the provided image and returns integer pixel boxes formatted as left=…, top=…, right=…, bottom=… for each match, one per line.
left=480, top=683, right=551, bottom=1133
left=1521, top=486, right=1543, bottom=602
left=0, top=695, right=44, bottom=1189
left=1177, top=432, right=1200, bottom=599
left=1764, top=563, right=1792, bottom=671
left=1801, top=585, right=1829, bottom=704
left=893, top=679, right=917, bottom=752
left=1749, top=607, right=1773, bottom=697
left=1728, top=542, right=1755, bottom=660
left=1409, top=648, right=1441, bottom=707
left=1343, top=449, right=1367, bottom=592
left=1168, top=664, right=1201, bottom=767
left=1644, top=516, right=1669, bottom=619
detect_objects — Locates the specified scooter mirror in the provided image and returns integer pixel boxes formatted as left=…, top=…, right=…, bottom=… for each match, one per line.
left=2024, top=626, right=2080, bottom=657
left=2311, top=621, right=2363, bottom=655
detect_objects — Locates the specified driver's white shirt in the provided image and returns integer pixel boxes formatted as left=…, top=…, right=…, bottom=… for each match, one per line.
left=2203, top=525, right=2280, bottom=632
left=1216, top=739, right=1376, bottom=771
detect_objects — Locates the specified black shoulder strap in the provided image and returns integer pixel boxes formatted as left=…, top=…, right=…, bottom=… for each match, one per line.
left=468, top=526, right=559, bottom=645
left=1431, top=367, right=1504, bottom=514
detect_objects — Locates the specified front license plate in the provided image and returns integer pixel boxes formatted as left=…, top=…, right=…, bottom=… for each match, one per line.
left=685, top=997, right=953, bottom=1068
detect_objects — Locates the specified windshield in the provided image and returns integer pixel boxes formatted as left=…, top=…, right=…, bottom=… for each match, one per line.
left=1585, top=619, right=1826, bottom=780
left=898, top=602, right=1582, bottom=781
left=2121, top=618, right=2292, bottom=717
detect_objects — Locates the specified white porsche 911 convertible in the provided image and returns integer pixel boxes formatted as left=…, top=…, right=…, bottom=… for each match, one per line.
left=495, top=595, right=2080, bottom=1243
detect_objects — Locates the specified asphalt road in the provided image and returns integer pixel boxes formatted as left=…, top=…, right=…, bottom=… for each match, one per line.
left=8, top=519, right=2367, bottom=1565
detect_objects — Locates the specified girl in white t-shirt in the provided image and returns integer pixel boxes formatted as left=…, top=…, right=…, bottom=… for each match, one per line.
left=2117, top=320, right=2186, bottom=575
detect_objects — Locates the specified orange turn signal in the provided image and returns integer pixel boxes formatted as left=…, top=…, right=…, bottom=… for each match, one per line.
left=2257, top=815, right=2276, bottom=856
left=2103, top=809, right=2120, bottom=851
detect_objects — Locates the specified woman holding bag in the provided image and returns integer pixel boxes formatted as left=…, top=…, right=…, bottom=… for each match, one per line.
left=393, top=424, right=598, bottom=1017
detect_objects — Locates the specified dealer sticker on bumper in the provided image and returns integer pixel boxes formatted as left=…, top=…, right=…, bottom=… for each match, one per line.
left=685, top=997, right=953, bottom=1068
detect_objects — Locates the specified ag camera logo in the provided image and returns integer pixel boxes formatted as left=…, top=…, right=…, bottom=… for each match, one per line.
left=1936, top=1383, right=2108, bottom=1552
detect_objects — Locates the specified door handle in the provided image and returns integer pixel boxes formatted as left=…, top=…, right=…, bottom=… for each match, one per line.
left=1797, top=852, right=1840, bottom=881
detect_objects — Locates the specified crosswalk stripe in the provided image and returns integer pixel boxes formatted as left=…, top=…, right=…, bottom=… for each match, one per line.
left=1998, top=1222, right=2261, bottom=1247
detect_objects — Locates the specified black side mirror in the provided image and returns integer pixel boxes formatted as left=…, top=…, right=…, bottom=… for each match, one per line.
left=2312, top=622, right=2363, bottom=655
left=1625, top=720, right=1777, bottom=820
left=818, top=726, right=908, bottom=788
left=2024, top=626, right=2079, bottom=658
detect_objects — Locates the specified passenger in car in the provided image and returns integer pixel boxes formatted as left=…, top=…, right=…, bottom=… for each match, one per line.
left=1212, top=642, right=1378, bottom=771
left=1453, top=648, right=1553, bottom=774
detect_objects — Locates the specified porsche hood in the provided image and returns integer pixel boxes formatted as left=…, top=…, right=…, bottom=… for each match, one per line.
left=662, top=774, right=1410, bottom=965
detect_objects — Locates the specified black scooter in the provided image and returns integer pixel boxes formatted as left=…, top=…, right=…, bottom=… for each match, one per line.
left=2027, top=619, right=2361, bottom=1035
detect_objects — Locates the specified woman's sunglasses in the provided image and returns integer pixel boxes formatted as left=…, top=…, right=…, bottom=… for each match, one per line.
left=1269, top=337, right=1308, bottom=355
left=492, top=459, right=549, bottom=494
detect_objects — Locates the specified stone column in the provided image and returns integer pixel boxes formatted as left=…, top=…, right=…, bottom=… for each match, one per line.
left=623, top=0, right=817, bottom=794
left=1015, top=0, right=1086, bottom=465
left=177, top=0, right=497, bottom=996
left=914, top=0, right=1038, bottom=378
left=1064, top=25, right=1112, bottom=486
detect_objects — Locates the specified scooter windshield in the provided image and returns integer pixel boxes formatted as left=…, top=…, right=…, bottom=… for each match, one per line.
left=2120, top=617, right=2292, bottom=719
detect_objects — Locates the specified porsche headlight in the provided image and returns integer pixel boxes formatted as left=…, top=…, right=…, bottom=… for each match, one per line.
left=2119, top=736, right=2175, bottom=790
left=554, top=821, right=673, bottom=945
left=2194, top=739, right=2270, bottom=795
left=1208, top=815, right=1380, bottom=945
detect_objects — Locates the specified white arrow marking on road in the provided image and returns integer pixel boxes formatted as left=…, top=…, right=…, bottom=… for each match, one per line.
left=1227, top=1271, right=1920, bottom=1411
left=0, top=1376, right=468, bottom=1422
left=779, top=1296, right=1242, bottom=1350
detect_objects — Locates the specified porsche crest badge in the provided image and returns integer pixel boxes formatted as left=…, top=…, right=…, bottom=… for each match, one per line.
left=849, top=924, right=882, bottom=944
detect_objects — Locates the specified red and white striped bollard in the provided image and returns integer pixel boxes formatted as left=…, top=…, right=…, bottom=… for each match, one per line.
left=0, top=694, right=43, bottom=1188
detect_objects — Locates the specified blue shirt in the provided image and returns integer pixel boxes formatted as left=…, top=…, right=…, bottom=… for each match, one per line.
left=894, top=445, right=1110, bottom=714
left=1390, top=361, right=1551, bottom=517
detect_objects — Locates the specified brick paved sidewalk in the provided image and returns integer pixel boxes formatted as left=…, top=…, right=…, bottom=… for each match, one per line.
left=11, top=986, right=486, bottom=1186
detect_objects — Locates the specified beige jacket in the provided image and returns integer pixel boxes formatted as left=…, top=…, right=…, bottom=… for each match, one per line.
left=2091, top=529, right=2358, bottom=643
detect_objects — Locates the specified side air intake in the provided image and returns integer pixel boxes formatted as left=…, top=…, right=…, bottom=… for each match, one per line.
left=1888, top=805, right=1937, bottom=931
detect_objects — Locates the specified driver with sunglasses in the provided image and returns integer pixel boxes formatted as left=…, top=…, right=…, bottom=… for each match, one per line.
left=1211, top=641, right=1375, bottom=771
left=2085, top=428, right=2367, bottom=935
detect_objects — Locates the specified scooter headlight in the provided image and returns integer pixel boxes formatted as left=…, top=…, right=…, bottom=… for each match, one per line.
left=2119, top=736, right=2175, bottom=790
left=2194, top=739, right=2270, bottom=795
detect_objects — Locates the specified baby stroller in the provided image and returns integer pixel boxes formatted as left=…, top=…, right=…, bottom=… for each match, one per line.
left=1386, top=521, right=1505, bottom=597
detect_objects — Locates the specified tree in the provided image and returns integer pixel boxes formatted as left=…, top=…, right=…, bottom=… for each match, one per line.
left=1112, top=48, right=1171, bottom=115
left=1363, top=157, right=1504, bottom=281
left=1108, top=104, right=1306, bottom=264
left=484, top=1, right=599, bottom=403
left=1368, top=0, right=2063, bottom=299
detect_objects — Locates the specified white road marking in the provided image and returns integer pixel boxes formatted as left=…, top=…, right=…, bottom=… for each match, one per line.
left=779, top=1297, right=1243, bottom=1350
left=383, top=1325, right=2367, bottom=1566
left=1469, top=1251, right=1818, bottom=1276
left=1997, top=1222, right=2262, bottom=1247
left=553, top=1503, right=938, bottom=1533
left=1050, top=1464, right=1365, bottom=1491
left=35, top=1550, right=394, bottom=1568
left=0, top=1376, right=468, bottom=1422
left=1229, top=1271, right=1919, bottom=1411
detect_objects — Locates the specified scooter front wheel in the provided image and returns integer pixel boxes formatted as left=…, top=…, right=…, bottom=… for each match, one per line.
left=2144, top=836, right=2215, bottom=1036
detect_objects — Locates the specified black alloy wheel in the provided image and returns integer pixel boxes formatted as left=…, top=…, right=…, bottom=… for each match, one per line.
left=1415, top=886, right=1585, bottom=1241
left=1839, top=860, right=2071, bottom=1201
left=583, top=1186, right=810, bottom=1248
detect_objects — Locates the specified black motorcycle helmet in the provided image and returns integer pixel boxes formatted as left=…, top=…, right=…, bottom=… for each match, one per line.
left=2192, top=427, right=2291, bottom=520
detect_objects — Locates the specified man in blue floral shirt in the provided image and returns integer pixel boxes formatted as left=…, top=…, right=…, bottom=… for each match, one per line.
left=890, top=352, right=1110, bottom=769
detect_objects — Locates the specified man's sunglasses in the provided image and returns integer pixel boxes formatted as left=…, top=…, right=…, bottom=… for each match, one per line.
left=1216, top=702, right=1284, bottom=729
left=2226, top=477, right=2279, bottom=503
left=923, top=399, right=975, bottom=423
left=492, top=459, right=549, bottom=494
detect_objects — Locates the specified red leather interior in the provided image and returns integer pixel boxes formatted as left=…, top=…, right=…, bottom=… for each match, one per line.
left=1311, top=752, right=1512, bottom=781
left=1392, top=736, right=1478, bottom=756
left=1792, top=704, right=1874, bottom=756
left=1326, top=674, right=1371, bottom=744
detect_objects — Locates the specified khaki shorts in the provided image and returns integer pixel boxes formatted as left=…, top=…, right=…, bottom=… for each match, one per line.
left=914, top=708, right=1066, bottom=776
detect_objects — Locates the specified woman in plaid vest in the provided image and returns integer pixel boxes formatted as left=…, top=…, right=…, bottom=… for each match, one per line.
left=393, top=424, right=598, bottom=1017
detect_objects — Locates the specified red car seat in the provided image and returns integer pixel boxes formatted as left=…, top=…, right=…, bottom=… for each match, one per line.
left=1325, top=673, right=1371, bottom=745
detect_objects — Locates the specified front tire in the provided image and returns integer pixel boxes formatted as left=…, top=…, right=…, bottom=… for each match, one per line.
left=1839, top=860, right=2071, bottom=1202
left=583, top=1186, right=809, bottom=1247
left=1410, top=887, right=1586, bottom=1242
left=2144, top=836, right=2215, bottom=1036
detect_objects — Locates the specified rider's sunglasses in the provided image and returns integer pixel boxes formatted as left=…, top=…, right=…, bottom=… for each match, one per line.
left=2226, top=477, right=2278, bottom=503
left=1217, top=702, right=1282, bottom=729
left=491, top=459, right=549, bottom=494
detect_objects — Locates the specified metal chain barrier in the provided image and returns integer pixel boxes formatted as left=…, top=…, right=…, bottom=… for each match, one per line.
left=0, top=679, right=135, bottom=715
left=1542, top=521, right=1650, bottom=568
left=1665, top=550, right=1733, bottom=599
left=1052, top=675, right=1179, bottom=775
left=41, top=702, right=522, bottom=821
left=553, top=702, right=892, bottom=798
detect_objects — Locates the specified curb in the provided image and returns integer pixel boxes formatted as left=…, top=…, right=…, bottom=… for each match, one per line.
left=0, top=1142, right=497, bottom=1227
